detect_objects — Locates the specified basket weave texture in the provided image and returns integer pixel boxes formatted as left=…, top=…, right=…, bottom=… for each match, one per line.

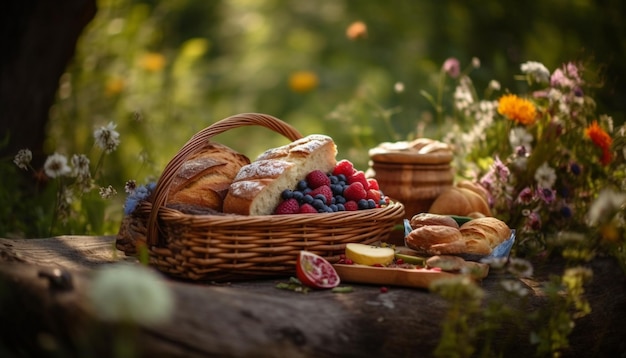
left=117, top=113, right=405, bottom=281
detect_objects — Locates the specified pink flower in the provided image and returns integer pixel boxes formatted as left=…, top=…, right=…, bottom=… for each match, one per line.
left=442, top=58, right=460, bottom=78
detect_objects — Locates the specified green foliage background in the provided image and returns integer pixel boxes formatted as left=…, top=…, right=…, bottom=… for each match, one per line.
left=4, top=0, right=626, bottom=237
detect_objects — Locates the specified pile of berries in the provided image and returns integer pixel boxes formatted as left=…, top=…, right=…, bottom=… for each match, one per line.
left=274, top=159, right=389, bottom=214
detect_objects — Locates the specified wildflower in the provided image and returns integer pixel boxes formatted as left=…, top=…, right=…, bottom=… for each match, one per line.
left=497, top=94, right=537, bottom=125
left=534, top=162, right=556, bottom=189
left=507, top=258, right=534, bottom=278
left=488, top=80, right=501, bottom=91
left=44, top=153, right=71, bottom=178
left=525, top=211, right=542, bottom=231
left=520, top=61, right=550, bottom=84
left=569, top=162, right=581, bottom=175
left=125, top=179, right=137, bottom=194
left=587, top=188, right=626, bottom=226
left=105, top=76, right=125, bottom=97
left=88, top=263, right=174, bottom=325
left=71, top=154, right=91, bottom=178
left=509, top=127, right=533, bottom=152
left=500, top=279, right=530, bottom=297
left=139, top=52, right=166, bottom=72
left=288, top=71, right=319, bottom=93
left=94, top=122, right=121, bottom=153
left=346, top=21, right=367, bottom=40
left=585, top=121, right=613, bottom=165
left=123, top=182, right=156, bottom=215
left=13, top=149, right=32, bottom=170
left=517, top=187, right=535, bottom=204
left=560, top=205, right=573, bottom=218
left=99, top=185, right=117, bottom=199
left=442, top=57, right=460, bottom=78
left=394, top=82, right=405, bottom=93
left=471, top=57, right=480, bottom=69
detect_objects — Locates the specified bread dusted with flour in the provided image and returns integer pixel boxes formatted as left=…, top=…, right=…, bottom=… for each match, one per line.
left=167, top=142, right=250, bottom=211
left=223, top=135, right=337, bottom=215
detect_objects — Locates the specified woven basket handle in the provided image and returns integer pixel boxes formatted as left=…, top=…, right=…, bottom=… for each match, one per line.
left=147, top=113, right=304, bottom=246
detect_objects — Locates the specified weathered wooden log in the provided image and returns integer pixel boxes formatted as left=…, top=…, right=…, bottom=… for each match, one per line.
left=0, top=236, right=624, bottom=357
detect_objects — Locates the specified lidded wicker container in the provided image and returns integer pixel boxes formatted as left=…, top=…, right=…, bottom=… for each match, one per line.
left=116, top=113, right=405, bottom=282
left=368, top=141, right=454, bottom=220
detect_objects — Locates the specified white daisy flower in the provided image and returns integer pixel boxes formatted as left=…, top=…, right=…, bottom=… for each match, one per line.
left=44, top=153, right=71, bottom=178
left=534, top=162, right=557, bottom=189
left=13, top=149, right=32, bottom=170
left=521, top=61, right=550, bottom=84
left=94, top=122, right=121, bottom=153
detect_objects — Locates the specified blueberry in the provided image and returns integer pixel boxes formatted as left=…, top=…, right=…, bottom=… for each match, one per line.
left=293, top=191, right=304, bottom=201
left=314, top=194, right=327, bottom=204
left=367, top=199, right=376, bottom=209
left=281, top=189, right=293, bottom=200
left=303, top=194, right=314, bottom=204
left=357, top=199, right=369, bottom=210
left=324, top=206, right=334, bottom=213
left=335, top=195, right=346, bottom=204
left=303, top=187, right=312, bottom=195
left=329, top=175, right=339, bottom=184
left=312, top=199, right=326, bottom=209
left=336, top=203, right=345, bottom=211
left=329, top=204, right=338, bottom=212
left=297, top=180, right=308, bottom=191
left=337, top=174, right=347, bottom=182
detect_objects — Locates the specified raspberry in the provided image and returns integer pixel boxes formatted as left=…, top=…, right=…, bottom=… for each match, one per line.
left=348, top=171, right=368, bottom=189
left=343, top=200, right=359, bottom=211
left=367, top=178, right=380, bottom=190
left=343, top=182, right=367, bottom=202
left=305, top=170, right=330, bottom=189
left=366, top=189, right=382, bottom=206
left=333, top=159, right=355, bottom=178
left=299, top=203, right=318, bottom=214
left=309, top=185, right=333, bottom=204
left=274, top=198, right=300, bottom=214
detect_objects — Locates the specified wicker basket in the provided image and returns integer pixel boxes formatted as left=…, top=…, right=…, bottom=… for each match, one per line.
left=117, top=113, right=405, bottom=281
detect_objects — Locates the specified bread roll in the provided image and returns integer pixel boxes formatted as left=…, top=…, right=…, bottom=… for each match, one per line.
left=460, top=217, right=511, bottom=248
left=405, top=225, right=463, bottom=253
left=410, top=213, right=459, bottom=229
left=168, top=142, right=250, bottom=211
left=223, top=135, right=337, bottom=215
left=429, top=187, right=491, bottom=217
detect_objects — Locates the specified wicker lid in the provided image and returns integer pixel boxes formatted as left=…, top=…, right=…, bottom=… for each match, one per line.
left=369, top=139, right=453, bottom=165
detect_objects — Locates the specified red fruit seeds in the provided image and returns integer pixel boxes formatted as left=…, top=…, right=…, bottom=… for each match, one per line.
left=343, top=182, right=367, bottom=202
left=296, top=251, right=341, bottom=289
left=333, top=159, right=355, bottom=178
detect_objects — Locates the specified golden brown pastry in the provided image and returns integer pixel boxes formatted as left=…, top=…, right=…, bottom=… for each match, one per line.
left=459, top=217, right=512, bottom=248
left=167, top=142, right=250, bottom=211
left=405, top=225, right=464, bottom=253
left=429, top=186, right=491, bottom=217
left=410, top=213, right=459, bottom=229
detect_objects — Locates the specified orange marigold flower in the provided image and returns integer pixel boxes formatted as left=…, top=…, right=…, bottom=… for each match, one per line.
left=585, top=121, right=613, bottom=165
left=288, top=71, right=319, bottom=93
left=497, top=94, right=537, bottom=125
left=139, top=52, right=166, bottom=72
left=346, top=21, right=367, bottom=40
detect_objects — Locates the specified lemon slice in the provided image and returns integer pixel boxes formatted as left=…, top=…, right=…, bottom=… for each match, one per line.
left=345, top=243, right=395, bottom=266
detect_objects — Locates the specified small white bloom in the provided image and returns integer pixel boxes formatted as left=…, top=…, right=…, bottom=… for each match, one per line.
left=500, top=279, right=530, bottom=297
left=44, top=153, right=72, bottom=178
left=71, top=154, right=91, bottom=178
left=94, top=122, right=121, bottom=153
left=89, top=263, right=174, bottom=325
left=471, top=57, right=481, bottom=68
left=394, top=82, right=405, bottom=93
left=509, top=127, right=533, bottom=151
left=534, top=162, right=556, bottom=189
left=488, top=80, right=501, bottom=91
left=14, top=149, right=32, bottom=170
left=521, top=61, right=550, bottom=84
left=99, top=185, right=117, bottom=199
left=587, top=189, right=626, bottom=226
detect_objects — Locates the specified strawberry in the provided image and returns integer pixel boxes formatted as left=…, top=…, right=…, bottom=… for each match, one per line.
left=310, top=185, right=333, bottom=204
left=332, top=159, right=355, bottom=178
left=343, top=182, right=367, bottom=202
left=299, top=203, right=318, bottom=214
left=366, top=189, right=382, bottom=206
left=306, top=170, right=330, bottom=189
left=348, top=171, right=368, bottom=189
left=367, top=178, right=380, bottom=190
left=343, top=200, right=359, bottom=211
left=274, top=198, right=300, bottom=214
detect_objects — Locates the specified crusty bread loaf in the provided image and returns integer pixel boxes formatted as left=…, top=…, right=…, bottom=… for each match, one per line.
left=429, top=186, right=491, bottom=217
left=223, top=135, right=337, bottom=215
left=410, top=213, right=459, bottom=229
left=167, top=142, right=250, bottom=211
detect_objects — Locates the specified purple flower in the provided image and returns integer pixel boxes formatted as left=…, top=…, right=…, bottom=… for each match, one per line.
left=442, top=58, right=460, bottom=78
left=570, top=162, right=581, bottom=175
left=538, top=187, right=556, bottom=204
left=525, top=211, right=542, bottom=231
left=517, top=187, right=535, bottom=204
left=560, top=205, right=573, bottom=218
